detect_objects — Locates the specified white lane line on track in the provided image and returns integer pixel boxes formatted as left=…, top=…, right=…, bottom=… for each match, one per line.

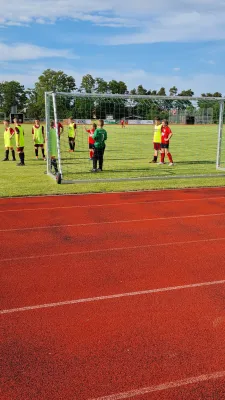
left=88, top=370, right=225, bottom=400
left=0, top=196, right=225, bottom=213
left=1, top=279, right=225, bottom=315
left=1, top=237, right=225, bottom=264
left=0, top=212, right=225, bottom=233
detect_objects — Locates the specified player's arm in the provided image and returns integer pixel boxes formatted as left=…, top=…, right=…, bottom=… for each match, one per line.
left=165, top=128, right=173, bottom=141
left=42, top=126, right=45, bottom=143
left=10, top=128, right=15, bottom=138
left=104, top=130, right=107, bottom=142
left=60, top=123, right=64, bottom=134
left=74, top=123, right=77, bottom=137
left=32, top=127, right=35, bottom=141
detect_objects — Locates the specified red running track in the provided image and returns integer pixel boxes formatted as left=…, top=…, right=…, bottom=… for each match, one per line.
left=1, top=188, right=225, bottom=400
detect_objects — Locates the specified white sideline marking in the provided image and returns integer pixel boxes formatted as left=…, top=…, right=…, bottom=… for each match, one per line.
left=89, top=370, right=225, bottom=400
left=1, top=212, right=225, bottom=233
left=1, top=237, right=225, bottom=264
left=0, top=196, right=225, bottom=213
left=1, top=279, right=225, bottom=315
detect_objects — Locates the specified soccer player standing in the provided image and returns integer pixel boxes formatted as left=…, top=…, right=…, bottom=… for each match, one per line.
left=54, top=120, right=64, bottom=140
left=151, top=117, right=162, bottom=163
left=14, top=118, right=25, bottom=166
left=2, top=119, right=16, bottom=161
left=160, top=119, right=174, bottom=165
left=68, top=117, right=76, bottom=152
left=92, top=119, right=107, bottom=172
left=84, top=123, right=97, bottom=160
left=32, top=119, right=46, bottom=160
left=49, top=121, right=58, bottom=174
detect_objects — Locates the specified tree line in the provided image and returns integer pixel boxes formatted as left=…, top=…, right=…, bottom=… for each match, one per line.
left=0, top=69, right=223, bottom=122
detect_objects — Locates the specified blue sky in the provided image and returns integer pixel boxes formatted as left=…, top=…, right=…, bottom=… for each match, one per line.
left=1, top=0, right=225, bottom=95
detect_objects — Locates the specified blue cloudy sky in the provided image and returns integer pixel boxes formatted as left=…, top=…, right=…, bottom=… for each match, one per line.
left=1, top=0, right=225, bottom=95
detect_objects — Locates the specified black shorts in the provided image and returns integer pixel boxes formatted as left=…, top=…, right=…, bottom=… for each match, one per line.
left=34, top=144, right=44, bottom=148
left=17, top=147, right=24, bottom=152
left=161, top=143, right=169, bottom=149
left=89, top=143, right=95, bottom=149
left=68, top=136, right=75, bottom=141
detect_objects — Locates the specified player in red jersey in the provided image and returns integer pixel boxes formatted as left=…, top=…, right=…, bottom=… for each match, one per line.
left=159, top=119, right=174, bottom=165
left=54, top=121, right=64, bottom=139
left=121, top=119, right=125, bottom=128
left=84, top=123, right=97, bottom=160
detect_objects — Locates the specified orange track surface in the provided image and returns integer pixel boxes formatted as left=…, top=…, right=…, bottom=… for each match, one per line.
left=1, top=188, right=225, bottom=400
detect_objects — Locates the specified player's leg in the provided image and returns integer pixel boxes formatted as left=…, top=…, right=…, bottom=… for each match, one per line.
left=51, top=156, right=58, bottom=173
left=92, top=147, right=98, bottom=171
left=68, top=138, right=73, bottom=152
left=152, top=143, right=158, bottom=163
left=17, top=147, right=25, bottom=166
left=40, top=145, right=46, bottom=160
left=89, top=144, right=94, bottom=160
left=35, top=144, right=39, bottom=159
left=10, top=146, right=16, bottom=161
left=3, top=147, right=10, bottom=161
left=72, top=138, right=75, bottom=152
left=166, top=147, right=174, bottom=165
left=98, top=148, right=104, bottom=171
left=160, top=147, right=165, bottom=164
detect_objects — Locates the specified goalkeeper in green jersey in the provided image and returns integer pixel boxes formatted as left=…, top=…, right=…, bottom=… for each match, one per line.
left=92, top=119, right=107, bottom=172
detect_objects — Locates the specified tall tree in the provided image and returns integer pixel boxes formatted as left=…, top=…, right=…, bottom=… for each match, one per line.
left=178, top=89, right=194, bottom=97
left=34, top=69, right=76, bottom=118
left=157, top=87, right=166, bottom=96
left=169, top=86, right=178, bottom=96
left=95, top=78, right=108, bottom=93
left=80, top=74, right=95, bottom=93
left=0, top=81, right=27, bottom=116
left=137, top=85, right=147, bottom=95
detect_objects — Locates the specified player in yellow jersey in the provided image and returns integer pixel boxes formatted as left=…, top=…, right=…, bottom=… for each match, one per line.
left=32, top=119, right=46, bottom=160
left=49, top=121, right=58, bottom=174
left=2, top=119, right=16, bottom=161
left=67, top=117, right=76, bottom=152
left=14, top=118, right=25, bottom=166
left=151, top=117, right=162, bottom=163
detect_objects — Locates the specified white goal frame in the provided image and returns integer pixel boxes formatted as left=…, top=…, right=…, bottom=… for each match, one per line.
left=45, top=92, right=225, bottom=184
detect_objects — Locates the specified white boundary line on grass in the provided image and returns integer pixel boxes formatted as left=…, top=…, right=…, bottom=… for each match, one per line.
left=89, top=370, right=225, bottom=400
left=0, top=196, right=225, bottom=213
left=1, top=212, right=225, bottom=233
left=1, top=237, right=225, bottom=263
left=1, top=279, right=225, bottom=315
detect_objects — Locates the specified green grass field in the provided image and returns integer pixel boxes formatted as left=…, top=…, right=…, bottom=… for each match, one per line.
left=1, top=123, right=225, bottom=197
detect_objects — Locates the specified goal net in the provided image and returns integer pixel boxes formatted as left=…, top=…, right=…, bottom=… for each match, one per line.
left=45, top=92, right=225, bottom=184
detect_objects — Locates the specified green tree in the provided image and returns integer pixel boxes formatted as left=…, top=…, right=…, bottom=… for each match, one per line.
left=34, top=69, right=76, bottom=118
left=157, top=87, right=166, bottom=96
left=0, top=81, right=27, bottom=116
left=80, top=74, right=95, bottom=93
left=169, top=86, right=178, bottom=96
left=95, top=78, right=108, bottom=93
left=137, top=85, right=147, bottom=95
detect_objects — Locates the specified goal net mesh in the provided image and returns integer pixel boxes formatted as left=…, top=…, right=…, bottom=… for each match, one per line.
left=45, top=93, right=225, bottom=183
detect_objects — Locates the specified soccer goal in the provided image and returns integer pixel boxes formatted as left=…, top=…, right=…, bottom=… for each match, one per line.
left=45, top=92, right=225, bottom=184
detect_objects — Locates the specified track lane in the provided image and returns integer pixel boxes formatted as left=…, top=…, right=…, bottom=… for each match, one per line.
left=1, top=286, right=225, bottom=400
left=1, top=240, right=225, bottom=310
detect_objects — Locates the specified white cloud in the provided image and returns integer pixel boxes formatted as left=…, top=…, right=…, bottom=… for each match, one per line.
left=173, top=68, right=180, bottom=71
left=1, top=0, right=225, bottom=44
left=0, top=42, right=79, bottom=61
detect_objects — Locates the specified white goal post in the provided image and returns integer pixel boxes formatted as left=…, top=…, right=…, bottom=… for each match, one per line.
left=45, top=92, right=225, bottom=184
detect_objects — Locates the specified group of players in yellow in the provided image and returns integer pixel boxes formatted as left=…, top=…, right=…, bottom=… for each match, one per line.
left=2, top=117, right=107, bottom=173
